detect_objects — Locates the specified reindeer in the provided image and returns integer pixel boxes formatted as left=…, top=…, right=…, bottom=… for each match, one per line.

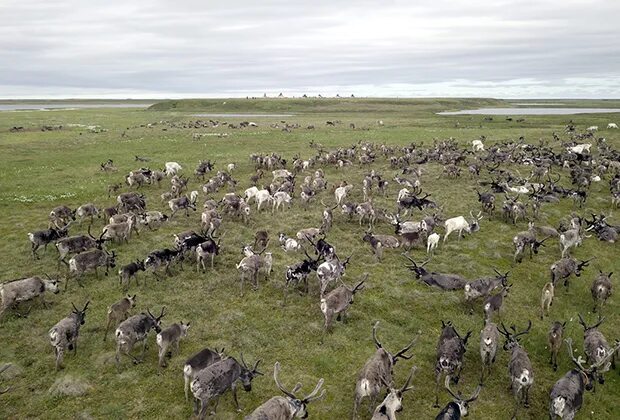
left=498, top=321, right=534, bottom=419
left=591, top=271, right=613, bottom=313
left=183, top=347, right=226, bottom=401
left=402, top=255, right=467, bottom=290
left=196, top=235, right=221, bottom=271
left=443, top=211, right=483, bottom=243
left=103, top=295, right=136, bottom=341
left=550, top=257, right=591, bottom=289
left=169, top=195, right=196, bottom=218
left=156, top=321, right=190, bottom=367
left=284, top=249, right=323, bottom=299
left=191, top=355, right=262, bottom=419
left=55, top=226, right=106, bottom=267
left=67, top=249, right=116, bottom=290
left=320, top=274, right=367, bottom=332
left=513, top=224, right=549, bottom=263
left=548, top=321, right=566, bottom=371
left=436, top=376, right=482, bottom=419
left=75, top=203, right=100, bottom=226
left=247, top=362, right=325, bottom=420
left=371, top=367, right=416, bottom=420
left=434, top=320, right=472, bottom=407
left=48, top=301, right=90, bottom=370
left=115, top=307, right=166, bottom=371
left=464, top=269, right=509, bottom=314
left=549, top=338, right=620, bottom=419
left=316, top=254, right=352, bottom=297
left=578, top=314, right=615, bottom=382
left=353, top=322, right=417, bottom=417
left=483, top=284, right=511, bottom=322
left=0, top=275, right=60, bottom=320
left=28, top=224, right=71, bottom=259
left=479, top=320, right=499, bottom=384
left=540, top=282, right=555, bottom=319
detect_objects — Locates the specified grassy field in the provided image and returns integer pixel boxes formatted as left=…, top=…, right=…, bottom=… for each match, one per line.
left=0, top=98, right=618, bottom=419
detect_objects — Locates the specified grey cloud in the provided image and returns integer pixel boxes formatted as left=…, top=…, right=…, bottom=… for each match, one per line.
left=1, top=0, right=619, bottom=98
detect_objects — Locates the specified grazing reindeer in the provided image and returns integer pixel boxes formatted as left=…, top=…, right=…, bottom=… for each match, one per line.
left=498, top=321, right=533, bottom=419
left=353, top=322, right=417, bottom=417
left=191, top=355, right=262, bottom=419
left=115, top=307, right=166, bottom=371
left=434, top=320, right=472, bottom=407
left=549, top=338, right=620, bottom=419
left=103, top=295, right=136, bottom=341
left=48, top=301, right=90, bottom=370
left=591, top=271, right=613, bottom=313
left=548, top=321, right=566, bottom=371
left=443, top=211, right=483, bottom=243
left=363, top=232, right=399, bottom=261
left=320, top=274, right=367, bottom=331
left=156, top=321, right=190, bottom=367
left=247, top=362, right=325, bottom=420
left=436, top=376, right=482, bottom=419
left=28, top=224, right=70, bottom=259
left=550, top=257, right=591, bottom=289
left=183, top=347, right=226, bottom=401
left=578, top=314, right=615, bottom=382
left=118, top=260, right=146, bottom=289
left=144, top=248, right=184, bottom=280
left=476, top=190, right=495, bottom=213
left=479, top=320, right=499, bottom=384
left=540, top=282, right=555, bottom=319
left=0, top=275, right=60, bottom=320
left=254, top=230, right=269, bottom=251
left=372, top=366, right=416, bottom=420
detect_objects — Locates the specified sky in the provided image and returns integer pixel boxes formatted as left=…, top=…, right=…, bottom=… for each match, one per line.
left=1, top=0, right=619, bottom=99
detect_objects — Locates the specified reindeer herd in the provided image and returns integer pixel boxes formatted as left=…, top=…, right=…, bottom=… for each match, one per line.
left=1, top=118, right=619, bottom=419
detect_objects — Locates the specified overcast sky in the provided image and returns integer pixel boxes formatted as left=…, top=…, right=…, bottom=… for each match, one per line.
left=1, top=0, right=619, bottom=99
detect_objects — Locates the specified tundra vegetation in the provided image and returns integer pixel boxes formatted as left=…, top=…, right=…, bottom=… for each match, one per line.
left=0, top=97, right=618, bottom=418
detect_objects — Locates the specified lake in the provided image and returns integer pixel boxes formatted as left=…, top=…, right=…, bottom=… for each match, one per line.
left=192, top=113, right=293, bottom=118
left=438, top=107, right=620, bottom=115
left=0, top=103, right=153, bottom=111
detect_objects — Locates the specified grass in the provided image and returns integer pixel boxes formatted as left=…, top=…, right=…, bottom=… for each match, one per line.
left=0, top=98, right=619, bottom=419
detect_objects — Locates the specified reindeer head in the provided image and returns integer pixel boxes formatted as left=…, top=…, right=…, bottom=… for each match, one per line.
left=273, top=362, right=325, bottom=418
left=444, top=375, right=482, bottom=417
left=499, top=320, right=531, bottom=351
left=239, top=353, right=263, bottom=391
left=146, top=307, right=166, bottom=333
left=71, top=301, right=90, bottom=326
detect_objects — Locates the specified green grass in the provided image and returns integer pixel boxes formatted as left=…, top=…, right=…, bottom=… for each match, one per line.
left=0, top=98, right=619, bottom=419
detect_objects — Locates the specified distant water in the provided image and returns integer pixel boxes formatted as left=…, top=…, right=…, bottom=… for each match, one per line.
left=0, top=103, right=153, bottom=111
left=509, top=103, right=566, bottom=106
left=192, top=113, right=293, bottom=118
left=438, top=107, right=620, bottom=115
